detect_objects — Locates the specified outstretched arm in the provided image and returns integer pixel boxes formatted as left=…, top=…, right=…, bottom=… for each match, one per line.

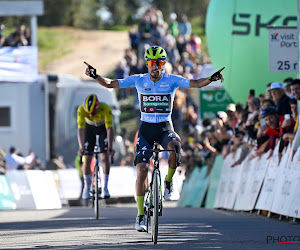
left=84, top=61, right=120, bottom=89
left=190, top=67, right=225, bottom=88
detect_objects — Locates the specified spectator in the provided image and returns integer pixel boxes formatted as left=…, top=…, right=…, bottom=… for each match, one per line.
left=278, top=99, right=296, bottom=162
left=5, top=146, right=35, bottom=170
left=124, top=48, right=137, bottom=73
left=7, top=25, right=28, bottom=47
left=266, top=82, right=272, bottom=99
left=290, top=79, right=300, bottom=160
left=256, top=106, right=281, bottom=159
left=172, top=88, right=186, bottom=136
left=188, top=33, right=202, bottom=60
left=24, top=27, right=31, bottom=46
left=129, top=24, right=140, bottom=54
left=261, top=98, right=275, bottom=109
left=169, top=13, right=178, bottom=38
left=0, top=24, right=6, bottom=47
left=178, top=14, right=191, bottom=38
left=283, top=77, right=294, bottom=99
left=138, top=15, right=152, bottom=59
left=46, top=153, right=66, bottom=170
left=231, top=129, right=251, bottom=168
left=0, top=148, right=6, bottom=174
left=268, top=82, right=291, bottom=116
left=226, top=103, right=238, bottom=127
left=176, top=34, right=187, bottom=55
left=115, top=58, right=130, bottom=101
left=166, top=40, right=180, bottom=67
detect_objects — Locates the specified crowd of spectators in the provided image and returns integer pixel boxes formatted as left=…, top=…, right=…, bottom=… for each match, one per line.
left=0, top=24, right=31, bottom=47
left=189, top=79, right=300, bottom=178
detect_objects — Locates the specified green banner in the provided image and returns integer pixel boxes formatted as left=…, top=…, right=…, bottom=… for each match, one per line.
left=200, top=89, right=233, bottom=119
left=205, top=155, right=224, bottom=209
left=188, top=166, right=209, bottom=208
left=0, top=175, right=16, bottom=210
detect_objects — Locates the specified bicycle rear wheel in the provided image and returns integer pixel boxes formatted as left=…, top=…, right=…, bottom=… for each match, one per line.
left=152, top=169, right=160, bottom=244
left=94, top=164, right=100, bottom=220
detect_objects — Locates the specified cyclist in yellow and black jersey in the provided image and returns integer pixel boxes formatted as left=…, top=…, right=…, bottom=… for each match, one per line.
left=77, top=94, right=114, bottom=201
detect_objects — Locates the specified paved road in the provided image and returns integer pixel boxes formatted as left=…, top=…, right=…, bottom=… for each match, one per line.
left=0, top=202, right=299, bottom=249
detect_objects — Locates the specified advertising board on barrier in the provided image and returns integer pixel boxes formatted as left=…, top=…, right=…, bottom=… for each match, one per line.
left=288, top=149, right=300, bottom=218
left=188, top=166, right=209, bottom=207
left=214, top=153, right=234, bottom=209
left=0, top=46, right=38, bottom=82
left=234, top=155, right=256, bottom=211
left=244, top=153, right=270, bottom=211
left=255, top=144, right=281, bottom=211
left=0, top=175, right=16, bottom=209
left=223, top=149, right=244, bottom=210
left=6, top=170, right=35, bottom=209
left=205, top=155, right=223, bottom=208
left=57, top=169, right=81, bottom=200
left=26, top=170, right=62, bottom=209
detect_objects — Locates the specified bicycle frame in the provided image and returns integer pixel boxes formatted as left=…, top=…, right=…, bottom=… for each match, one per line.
left=139, top=142, right=179, bottom=244
left=92, top=135, right=101, bottom=220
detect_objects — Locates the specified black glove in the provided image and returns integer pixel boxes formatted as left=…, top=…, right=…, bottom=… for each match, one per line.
left=88, top=65, right=98, bottom=79
left=209, top=71, right=222, bottom=82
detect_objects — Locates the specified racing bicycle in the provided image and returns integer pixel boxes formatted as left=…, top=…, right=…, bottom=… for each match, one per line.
left=137, top=142, right=180, bottom=244
left=83, top=135, right=113, bottom=220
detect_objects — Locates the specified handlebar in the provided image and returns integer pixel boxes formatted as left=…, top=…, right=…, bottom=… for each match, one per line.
left=136, top=143, right=180, bottom=166
left=79, top=148, right=114, bottom=164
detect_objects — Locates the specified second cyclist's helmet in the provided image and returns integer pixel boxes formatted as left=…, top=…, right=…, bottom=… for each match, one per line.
left=144, top=46, right=167, bottom=61
left=84, top=94, right=99, bottom=114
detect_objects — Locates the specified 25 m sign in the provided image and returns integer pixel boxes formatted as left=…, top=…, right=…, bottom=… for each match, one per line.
left=268, top=26, right=298, bottom=73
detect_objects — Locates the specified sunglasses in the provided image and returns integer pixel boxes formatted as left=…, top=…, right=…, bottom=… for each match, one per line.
left=147, top=60, right=165, bottom=67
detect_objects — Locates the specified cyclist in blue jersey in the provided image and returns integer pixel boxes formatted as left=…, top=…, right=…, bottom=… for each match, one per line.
left=84, top=46, right=224, bottom=232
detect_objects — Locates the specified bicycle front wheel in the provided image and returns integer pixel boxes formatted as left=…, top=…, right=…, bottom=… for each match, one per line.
left=152, top=169, right=160, bottom=244
left=94, top=165, right=100, bottom=220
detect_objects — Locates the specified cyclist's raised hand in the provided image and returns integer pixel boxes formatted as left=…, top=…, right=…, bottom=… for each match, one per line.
left=209, top=67, right=225, bottom=83
left=84, top=61, right=98, bottom=79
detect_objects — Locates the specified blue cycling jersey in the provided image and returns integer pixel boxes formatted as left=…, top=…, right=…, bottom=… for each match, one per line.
left=118, top=73, right=190, bottom=123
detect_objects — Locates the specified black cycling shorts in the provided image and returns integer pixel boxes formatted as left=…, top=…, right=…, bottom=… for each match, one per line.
left=134, top=121, right=181, bottom=165
left=84, top=123, right=108, bottom=155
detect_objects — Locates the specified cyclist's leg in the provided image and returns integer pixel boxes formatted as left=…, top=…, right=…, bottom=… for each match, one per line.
left=98, top=125, right=110, bottom=198
left=161, top=122, right=181, bottom=200
left=82, top=124, right=96, bottom=199
left=165, top=140, right=181, bottom=181
left=136, top=162, right=148, bottom=213
left=134, top=127, right=153, bottom=231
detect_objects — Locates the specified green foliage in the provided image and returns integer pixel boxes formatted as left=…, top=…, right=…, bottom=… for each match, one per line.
left=39, top=0, right=101, bottom=29
left=151, top=0, right=209, bottom=22
left=103, top=0, right=142, bottom=25
left=104, top=25, right=130, bottom=31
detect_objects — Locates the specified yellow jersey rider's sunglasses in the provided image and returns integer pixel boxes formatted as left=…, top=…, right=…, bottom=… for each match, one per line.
left=147, top=59, right=166, bottom=67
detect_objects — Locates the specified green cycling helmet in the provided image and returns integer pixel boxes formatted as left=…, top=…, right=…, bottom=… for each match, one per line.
left=144, top=46, right=167, bottom=60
